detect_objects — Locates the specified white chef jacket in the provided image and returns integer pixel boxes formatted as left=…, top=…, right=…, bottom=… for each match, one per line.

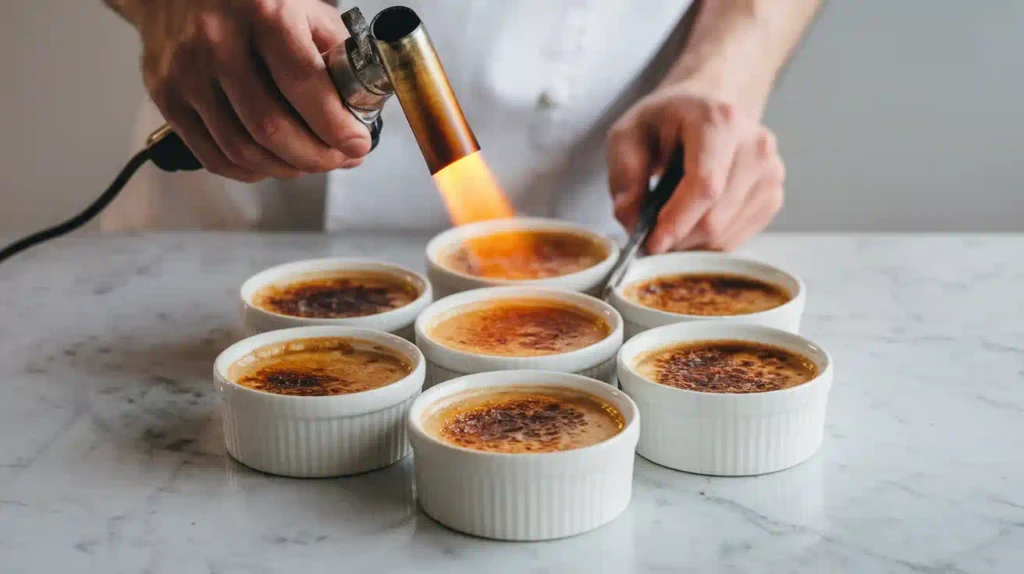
left=103, top=0, right=694, bottom=237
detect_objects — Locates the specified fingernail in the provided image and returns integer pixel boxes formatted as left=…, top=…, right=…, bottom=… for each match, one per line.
left=339, top=137, right=370, bottom=158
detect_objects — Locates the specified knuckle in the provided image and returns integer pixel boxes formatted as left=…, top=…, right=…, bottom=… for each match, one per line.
left=767, top=186, right=785, bottom=214
left=194, top=11, right=227, bottom=45
left=708, top=101, right=737, bottom=125
left=698, top=213, right=727, bottom=243
left=251, top=115, right=284, bottom=145
left=689, top=171, right=722, bottom=201
left=768, top=157, right=787, bottom=185
left=755, top=129, right=778, bottom=159
left=249, top=0, right=284, bottom=23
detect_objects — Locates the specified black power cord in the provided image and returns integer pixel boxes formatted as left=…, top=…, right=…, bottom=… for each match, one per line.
left=0, top=130, right=200, bottom=265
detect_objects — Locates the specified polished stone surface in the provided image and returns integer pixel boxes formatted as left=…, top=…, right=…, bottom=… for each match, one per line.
left=1, top=232, right=1021, bottom=573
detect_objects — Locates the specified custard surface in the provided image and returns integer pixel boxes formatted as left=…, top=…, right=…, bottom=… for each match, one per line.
left=428, top=299, right=611, bottom=357
left=636, top=339, right=818, bottom=394
left=423, top=386, right=624, bottom=453
left=442, top=229, right=608, bottom=280
left=253, top=270, right=419, bottom=319
left=626, top=273, right=790, bottom=316
left=228, top=337, right=412, bottom=396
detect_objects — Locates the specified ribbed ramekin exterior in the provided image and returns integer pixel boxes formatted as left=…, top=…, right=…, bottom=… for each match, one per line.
left=222, top=395, right=415, bottom=478
left=630, top=383, right=830, bottom=475
left=413, top=440, right=635, bottom=540
left=424, top=355, right=618, bottom=389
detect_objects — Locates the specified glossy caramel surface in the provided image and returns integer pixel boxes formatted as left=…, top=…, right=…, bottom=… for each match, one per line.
left=626, top=273, right=791, bottom=316
left=227, top=337, right=412, bottom=396
left=442, top=230, right=608, bottom=280
left=428, top=299, right=611, bottom=357
left=253, top=271, right=419, bottom=319
left=422, top=386, right=624, bottom=453
left=636, top=340, right=818, bottom=394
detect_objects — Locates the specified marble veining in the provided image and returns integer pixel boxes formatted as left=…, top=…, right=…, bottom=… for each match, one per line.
left=0, top=232, right=1021, bottom=573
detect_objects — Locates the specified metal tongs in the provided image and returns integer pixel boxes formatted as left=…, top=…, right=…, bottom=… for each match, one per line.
left=601, top=145, right=685, bottom=300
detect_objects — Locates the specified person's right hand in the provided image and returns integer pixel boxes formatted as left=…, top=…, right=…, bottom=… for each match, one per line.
left=132, top=0, right=371, bottom=181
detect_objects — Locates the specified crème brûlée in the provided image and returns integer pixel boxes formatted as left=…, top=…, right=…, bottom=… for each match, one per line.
left=252, top=270, right=420, bottom=319
left=427, top=299, right=611, bottom=357
left=422, top=386, right=624, bottom=453
left=625, top=273, right=791, bottom=316
left=441, top=229, right=608, bottom=280
left=635, top=339, right=818, bottom=394
left=227, top=337, right=412, bottom=396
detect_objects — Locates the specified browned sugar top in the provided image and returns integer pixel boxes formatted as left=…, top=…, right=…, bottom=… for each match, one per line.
left=636, top=340, right=818, bottom=394
left=428, top=299, right=611, bottom=357
left=253, top=270, right=419, bottom=319
left=227, top=337, right=412, bottom=396
left=626, top=273, right=791, bottom=316
left=443, top=229, right=608, bottom=280
left=423, top=387, right=624, bottom=453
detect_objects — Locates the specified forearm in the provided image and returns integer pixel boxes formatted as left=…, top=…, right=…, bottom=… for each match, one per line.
left=666, top=0, right=822, bottom=117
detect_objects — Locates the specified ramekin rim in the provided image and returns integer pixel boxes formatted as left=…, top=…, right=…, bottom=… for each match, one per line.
left=413, top=286, right=625, bottom=371
left=213, top=325, right=426, bottom=406
left=239, top=257, right=433, bottom=325
left=424, top=217, right=621, bottom=286
left=407, top=369, right=639, bottom=459
left=617, top=322, right=833, bottom=399
left=609, top=251, right=806, bottom=321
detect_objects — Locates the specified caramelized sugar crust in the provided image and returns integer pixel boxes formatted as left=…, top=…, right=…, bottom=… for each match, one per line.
left=423, top=387, right=624, bottom=453
left=428, top=299, right=611, bottom=357
left=636, top=340, right=818, bottom=394
left=443, top=230, right=608, bottom=280
left=253, top=271, right=419, bottom=319
left=626, top=273, right=791, bottom=316
left=228, top=337, right=412, bottom=396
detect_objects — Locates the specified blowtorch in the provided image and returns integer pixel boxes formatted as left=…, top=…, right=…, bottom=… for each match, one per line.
left=0, top=5, right=478, bottom=264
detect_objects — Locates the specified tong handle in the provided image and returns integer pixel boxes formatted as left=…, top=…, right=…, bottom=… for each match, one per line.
left=636, top=145, right=686, bottom=234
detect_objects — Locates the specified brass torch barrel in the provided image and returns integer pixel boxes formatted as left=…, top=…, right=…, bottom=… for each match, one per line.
left=370, top=6, right=479, bottom=174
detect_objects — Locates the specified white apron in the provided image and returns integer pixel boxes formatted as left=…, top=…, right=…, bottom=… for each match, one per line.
left=103, top=0, right=693, bottom=237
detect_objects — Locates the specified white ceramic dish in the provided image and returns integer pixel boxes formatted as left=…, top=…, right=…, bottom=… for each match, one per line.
left=240, top=258, right=432, bottom=340
left=608, top=252, right=805, bottom=337
left=617, top=322, right=833, bottom=476
left=213, top=326, right=426, bottom=478
left=425, top=217, right=619, bottom=298
left=414, top=286, right=624, bottom=389
left=408, top=370, right=640, bottom=541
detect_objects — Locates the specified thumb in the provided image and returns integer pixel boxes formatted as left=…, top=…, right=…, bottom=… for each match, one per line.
left=308, top=5, right=347, bottom=54
left=606, top=116, right=652, bottom=232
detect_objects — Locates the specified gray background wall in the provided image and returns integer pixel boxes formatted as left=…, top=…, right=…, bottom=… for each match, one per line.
left=1, top=1, right=1021, bottom=238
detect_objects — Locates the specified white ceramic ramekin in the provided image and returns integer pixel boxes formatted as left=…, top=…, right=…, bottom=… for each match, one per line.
left=414, top=286, right=624, bottom=389
left=408, top=370, right=640, bottom=541
left=617, top=322, right=833, bottom=476
left=608, top=252, right=805, bottom=337
left=425, top=217, right=620, bottom=298
left=213, top=326, right=426, bottom=478
left=240, top=258, right=432, bottom=340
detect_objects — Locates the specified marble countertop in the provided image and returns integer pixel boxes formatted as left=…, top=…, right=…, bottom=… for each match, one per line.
left=1, top=232, right=1021, bottom=573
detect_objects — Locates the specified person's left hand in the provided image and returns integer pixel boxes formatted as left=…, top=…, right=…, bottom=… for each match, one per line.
left=606, top=85, right=786, bottom=252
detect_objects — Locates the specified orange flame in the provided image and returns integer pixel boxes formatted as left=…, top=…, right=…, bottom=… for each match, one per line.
left=431, top=151, right=515, bottom=225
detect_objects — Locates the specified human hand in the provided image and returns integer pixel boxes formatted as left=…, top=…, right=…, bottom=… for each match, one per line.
left=132, top=0, right=370, bottom=181
left=606, top=87, right=785, bottom=252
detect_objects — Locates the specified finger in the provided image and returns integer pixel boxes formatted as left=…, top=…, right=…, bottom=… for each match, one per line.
left=308, top=5, right=348, bottom=53
left=253, top=9, right=371, bottom=158
left=647, top=107, right=740, bottom=253
left=188, top=83, right=301, bottom=179
left=714, top=162, right=786, bottom=251
left=606, top=114, right=653, bottom=232
left=216, top=47, right=350, bottom=173
left=157, top=94, right=261, bottom=182
left=675, top=129, right=771, bottom=250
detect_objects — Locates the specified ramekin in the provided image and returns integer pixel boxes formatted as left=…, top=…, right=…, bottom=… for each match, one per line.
left=425, top=217, right=620, bottom=298
left=608, top=252, right=805, bottom=337
left=213, top=326, right=426, bottom=478
left=240, top=258, right=433, bottom=340
left=408, top=370, right=640, bottom=541
left=414, top=286, right=624, bottom=389
left=617, top=322, right=833, bottom=476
